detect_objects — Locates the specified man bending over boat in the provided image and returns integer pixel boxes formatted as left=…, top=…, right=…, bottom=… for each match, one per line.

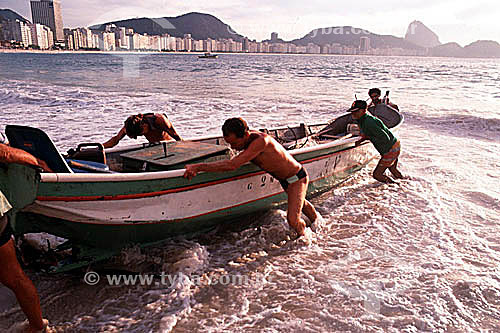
left=103, top=113, right=182, bottom=148
left=349, top=100, right=405, bottom=184
left=183, top=118, right=318, bottom=237
left=368, top=88, right=399, bottom=110
left=0, top=135, right=51, bottom=332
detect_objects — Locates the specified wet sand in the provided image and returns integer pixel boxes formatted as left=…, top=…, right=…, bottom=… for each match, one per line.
left=0, top=285, right=17, bottom=313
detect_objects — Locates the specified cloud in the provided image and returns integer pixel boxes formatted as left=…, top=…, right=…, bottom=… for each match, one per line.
left=454, top=2, right=498, bottom=21
left=63, top=0, right=170, bottom=27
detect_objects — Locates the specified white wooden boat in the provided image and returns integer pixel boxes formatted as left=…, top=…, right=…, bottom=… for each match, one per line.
left=0, top=104, right=402, bottom=270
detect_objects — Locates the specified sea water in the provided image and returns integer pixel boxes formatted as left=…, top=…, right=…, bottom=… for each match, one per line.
left=0, top=52, right=499, bottom=332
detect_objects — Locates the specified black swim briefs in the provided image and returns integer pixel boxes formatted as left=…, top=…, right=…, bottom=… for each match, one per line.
left=279, top=167, right=307, bottom=191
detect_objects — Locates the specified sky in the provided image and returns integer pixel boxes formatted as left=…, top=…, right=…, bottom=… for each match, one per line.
left=1, top=0, right=499, bottom=46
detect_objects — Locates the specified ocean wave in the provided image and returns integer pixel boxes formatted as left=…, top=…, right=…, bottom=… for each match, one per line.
left=404, top=112, right=500, bottom=140
left=0, top=81, right=96, bottom=107
left=463, top=191, right=500, bottom=210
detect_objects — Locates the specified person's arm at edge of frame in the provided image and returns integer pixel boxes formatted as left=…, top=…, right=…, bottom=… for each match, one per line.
left=183, top=136, right=267, bottom=180
left=156, top=114, right=182, bottom=141
left=0, top=143, right=52, bottom=172
left=103, top=127, right=127, bottom=149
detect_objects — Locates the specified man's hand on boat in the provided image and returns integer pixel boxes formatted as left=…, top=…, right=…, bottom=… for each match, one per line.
left=355, top=138, right=367, bottom=147
left=36, top=158, right=52, bottom=172
left=183, top=164, right=199, bottom=180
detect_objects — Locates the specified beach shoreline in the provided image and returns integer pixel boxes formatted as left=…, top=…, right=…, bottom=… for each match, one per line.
left=0, top=48, right=460, bottom=58
left=0, top=48, right=199, bottom=55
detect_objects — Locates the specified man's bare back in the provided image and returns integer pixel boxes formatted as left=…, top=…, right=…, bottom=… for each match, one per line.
left=244, top=131, right=302, bottom=180
left=183, top=130, right=301, bottom=180
left=103, top=113, right=182, bottom=148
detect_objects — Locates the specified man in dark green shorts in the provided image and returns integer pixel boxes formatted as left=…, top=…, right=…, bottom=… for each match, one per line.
left=349, top=100, right=405, bottom=184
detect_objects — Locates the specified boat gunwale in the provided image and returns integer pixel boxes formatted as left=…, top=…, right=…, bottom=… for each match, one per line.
left=39, top=108, right=403, bottom=184
left=40, top=133, right=356, bottom=183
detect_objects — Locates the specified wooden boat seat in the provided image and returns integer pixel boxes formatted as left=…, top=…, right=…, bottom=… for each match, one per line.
left=5, top=125, right=73, bottom=173
left=120, top=141, right=230, bottom=171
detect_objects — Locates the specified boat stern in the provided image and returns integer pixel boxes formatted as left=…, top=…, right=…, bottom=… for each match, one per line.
left=0, top=164, right=40, bottom=232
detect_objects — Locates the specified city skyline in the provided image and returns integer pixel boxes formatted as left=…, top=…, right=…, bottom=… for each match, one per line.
left=1, top=0, right=499, bottom=46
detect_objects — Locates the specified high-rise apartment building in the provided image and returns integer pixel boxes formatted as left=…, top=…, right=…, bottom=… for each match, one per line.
left=30, top=23, right=54, bottom=49
left=359, top=36, right=371, bottom=53
left=183, top=34, right=192, bottom=51
left=30, top=0, right=63, bottom=43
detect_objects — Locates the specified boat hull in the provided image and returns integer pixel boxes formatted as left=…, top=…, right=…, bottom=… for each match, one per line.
left=2, top=104, right=402, bottom=251
left=6, top=142, right=374, bottom=249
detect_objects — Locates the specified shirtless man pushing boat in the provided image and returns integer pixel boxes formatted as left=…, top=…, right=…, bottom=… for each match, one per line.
left=183, top=117, right=318, bottom=237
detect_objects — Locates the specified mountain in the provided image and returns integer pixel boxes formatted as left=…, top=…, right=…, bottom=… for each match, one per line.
left=0, top=9, right=30, bottom=23
left=405, top=20, right=440, bottom=48
left=289, top=26, right=423, bottom=50
left=430, top=40, right=500, bottom=58
left=34, top=10, right=500, bottom=58
left=90, top=12, right=245, bottom=42
left=463, top=40, right=500, bottom=58
left=430, top=42, right=465, bottom=57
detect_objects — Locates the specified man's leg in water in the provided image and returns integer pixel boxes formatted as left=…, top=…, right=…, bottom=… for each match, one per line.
left=285, top=178, right=308, bottom=237
left=302, top=199, right=318, bottom=224
left=0, top=235, right=44, bottom=332
left=388, top=158, right=404, bottom=179
left=373, top=163, right=395, bottom=184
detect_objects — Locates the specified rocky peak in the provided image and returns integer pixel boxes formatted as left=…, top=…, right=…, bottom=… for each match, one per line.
left=405, top=20, right=441, bottom=48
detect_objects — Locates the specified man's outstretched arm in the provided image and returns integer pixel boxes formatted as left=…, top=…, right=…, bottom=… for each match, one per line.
left=103, top=127, right=127, bottom=148
left=183, top=137, right=266, bottom=179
